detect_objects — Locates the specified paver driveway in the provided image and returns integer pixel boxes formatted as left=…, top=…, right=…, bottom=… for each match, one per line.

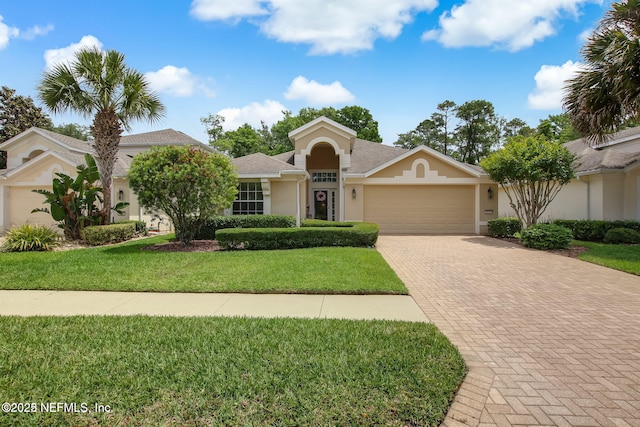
left=377, top=235, right=640, bottom=427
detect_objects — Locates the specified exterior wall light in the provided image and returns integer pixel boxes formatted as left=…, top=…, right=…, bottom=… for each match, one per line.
left=352, top=188, right=357, bottom=199
left=118, top=189, right=125, bottom=201
left=487, top=188, right=494, bottom=200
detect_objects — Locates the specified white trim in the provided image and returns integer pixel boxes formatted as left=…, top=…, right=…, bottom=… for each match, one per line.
left=288, top=116, right=356, bottom=141
left=361, top=177, right=484, bottom=185
left=4, top=150, right=77, bottom=181
left=475, top=185, right=480, bottom=234
left=364, top=145, right=483, bottom=178
left=0, top=127, right=90, bottom=154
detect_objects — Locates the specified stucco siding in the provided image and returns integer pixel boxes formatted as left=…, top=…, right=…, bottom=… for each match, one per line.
left=363, top=185, right=475, bottom=233
left=498, top=180, right=590, bottom=221
left=9, top=187, right=58, bottom=229
left=369, top=152, right=472, bottom=179
left=270, top=180, right=298, bottom=216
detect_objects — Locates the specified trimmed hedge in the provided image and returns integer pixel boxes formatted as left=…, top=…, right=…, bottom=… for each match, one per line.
left=301, top=219, right=354, bottom=228
left=116, top=220, right=148, bottom=236
left=553, top=219, right=640, bottom=242
left=82, top=223, right=137, bottom=246
left=603, top=228, right=640, bottom=244
left=487, top=217, right=522, bottom=238
left=520, top=224, right=573, bottom=250
left=216, top=222, right=379, bottom=250
left=195, top=215, right=296, bottom=239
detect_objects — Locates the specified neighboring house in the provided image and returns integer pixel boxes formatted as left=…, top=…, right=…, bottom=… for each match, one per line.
left=231, top=116, right=498, bottom=234
left=0, top=127, right=212, bottom=233
left=498, top=127, right=640, bottom=221
left=0, top=117, right=499, bottom=235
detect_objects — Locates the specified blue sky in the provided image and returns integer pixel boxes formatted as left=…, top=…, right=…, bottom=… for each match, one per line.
left=0, top=0, right=612, bottom=145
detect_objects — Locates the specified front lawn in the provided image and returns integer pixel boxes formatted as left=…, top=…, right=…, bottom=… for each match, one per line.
left=0, top=316, right=466, bottom=426
left=575, top=241, right=640, bottom=275
left=0, top=235, right=407, bottom=294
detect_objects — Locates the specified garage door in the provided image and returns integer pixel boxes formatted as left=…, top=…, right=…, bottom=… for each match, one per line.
left=9, top=187, right=58, bottom=229
left=363, top=185, right=475, bottom=233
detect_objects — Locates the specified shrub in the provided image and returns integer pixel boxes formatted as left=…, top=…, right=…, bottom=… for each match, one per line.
left=603, top=228, right=640, bottom=244
left=487, top=217, right=522, bottom=238
left=196, top=215, right=296, bottom=239
left=553, top=219, right=640, bottom=241
left=216, top=222, right=379, bottom=250
left=520, top=224, right=573, bottom=250
left=116, top=220, right=148, bottom=236
left=301, top=219, right=354, bottom=228
left=82, top=223, right=137, bottom=246
left=1, top=224, right=60, bottom=252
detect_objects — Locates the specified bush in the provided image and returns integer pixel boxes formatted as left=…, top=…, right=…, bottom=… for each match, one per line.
left=553, top=219, right=640, bottom=241
left=82, top=223, right=137, bottom=246
left=1, top=224, right=60, bottom=252
left=196, top=215, right=296, bottom=239
left=603, top=228, right=640, bottom=244
left=301, top=219, right=354, bottom=228
left=116, top=220, right=148, bottom=236
left=487, top=217, right=522, bottom=238
left=520, top=224, right=573, bottom=250
left=216, top=222, right=379, bottom=250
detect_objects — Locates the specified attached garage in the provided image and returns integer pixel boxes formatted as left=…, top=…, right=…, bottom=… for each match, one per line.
left=363, top=185, right=476, bottom=234
left=8, top=187, right=57, bottom=229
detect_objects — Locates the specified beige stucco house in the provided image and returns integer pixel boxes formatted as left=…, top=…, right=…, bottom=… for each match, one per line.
left=231, top=116, right=498, bottom=234
left=0, top=117, right=499, bottom=235
left=0, top=127, right=212, bottom=233
left=498, top=127, right=640, bottom=221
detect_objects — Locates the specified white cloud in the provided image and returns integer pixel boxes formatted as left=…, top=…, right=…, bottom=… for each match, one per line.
left=145, top=65, right=215, bottom=98
left=284, top=76, right=355, bottom=105
left=528, top=60, right=583, bottom=110
left=217, top=100, right=287, bottom=130
left=44, top=35, right=103, bottom=69
left=423, top=0, right=596, bottom=51
left=190, top=0, right=268, bottom=20
left=190, top=0, right=438, bottom=54
left=21, top=24, right=54, bottom=40
left=0, top=15, right=19, bottom=50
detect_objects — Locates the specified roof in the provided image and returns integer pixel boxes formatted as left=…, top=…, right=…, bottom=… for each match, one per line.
left=564, top=135, right=640, bottom=174
left=232, top=152, right=304, bottom=175
left=119, top=128, right=206, bottom=147
left=347, top=139, right=408, bottom=174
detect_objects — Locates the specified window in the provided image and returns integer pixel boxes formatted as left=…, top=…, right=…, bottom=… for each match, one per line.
left=232, top=182, right=264, bottom=215
left=311, top=172, right=337, bottom=182
left=0, top=151, right=6, bottom=170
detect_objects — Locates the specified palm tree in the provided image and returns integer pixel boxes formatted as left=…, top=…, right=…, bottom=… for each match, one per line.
left=38, top=47, right=164, bottom=224
left=563, top=0, right=640, bottom=143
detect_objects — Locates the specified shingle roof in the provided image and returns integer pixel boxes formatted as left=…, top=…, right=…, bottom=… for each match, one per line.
left=347, top=139, right=408, bottom=174
left=233, top=152, right=304, bottom=175
left=120, top=129, right=205, bottom=146
left=564, top=137, right=640, bottom=173
left=35, top=128, right=92, bottom=153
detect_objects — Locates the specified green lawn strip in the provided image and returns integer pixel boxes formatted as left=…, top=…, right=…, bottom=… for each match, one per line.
left=0, top=235, right=407, bottom=294
left=575, top=240, right=640, bottom=275
left=0, top=316, right=466, bottom=426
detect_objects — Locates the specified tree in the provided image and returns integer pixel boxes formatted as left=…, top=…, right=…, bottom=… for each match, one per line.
left=216, top=124, right=265, bottom=158
left=128, top=145, right=238, bottom=245
left=32, top=154, right=125, bottom=239
left=563, top=0, right=640, bottom=143
left=394, top=100, right=457, bottom=154
left=37, top=47, right=164, bottom=224
left=52, top=123, right=92, bottom=141
left=454, top=100, right=501, bottom=165
left=0, top=86, right=53, bottom=142
left=480, top=135, right=577, bottom=228
left=536, top=113, right=579, bottom=143
left=334, top=105, right=382, bottom=142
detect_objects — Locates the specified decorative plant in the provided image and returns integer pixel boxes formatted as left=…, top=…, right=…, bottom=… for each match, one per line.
left=31, top=153, right=128, bottom=239
left=1, top=224, right=60, bottom=252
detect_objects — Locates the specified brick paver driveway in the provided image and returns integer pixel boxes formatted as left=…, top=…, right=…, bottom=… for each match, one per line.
left=377, top=235, right=640, bottom=427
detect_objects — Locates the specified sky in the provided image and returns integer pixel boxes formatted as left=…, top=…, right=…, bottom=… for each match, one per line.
left=0, top=0, right=613, bottom=145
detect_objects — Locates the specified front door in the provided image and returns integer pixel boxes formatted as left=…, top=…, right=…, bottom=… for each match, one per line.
left=313, top=189, right=334, bottom=221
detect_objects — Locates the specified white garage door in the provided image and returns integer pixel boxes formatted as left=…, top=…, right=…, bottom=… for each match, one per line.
left=364, top=185, right=476, bottom=234
left=9, top=187, right=58, bottom=229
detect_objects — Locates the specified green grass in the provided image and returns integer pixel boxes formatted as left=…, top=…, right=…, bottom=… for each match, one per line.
left=575, top=240, right=640, bottom=275
left=0, top=235, right=407, bottom=294
left=0, top=316, right=466, bottom=426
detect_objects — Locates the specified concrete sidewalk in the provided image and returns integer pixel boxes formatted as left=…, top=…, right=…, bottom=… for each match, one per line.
left=0, top=290, right=428, bottom=321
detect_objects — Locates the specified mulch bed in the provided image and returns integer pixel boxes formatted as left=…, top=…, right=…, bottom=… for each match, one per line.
left=499, top=237, right=589, bottom=258
left=141, top=240, right=224, bottom=252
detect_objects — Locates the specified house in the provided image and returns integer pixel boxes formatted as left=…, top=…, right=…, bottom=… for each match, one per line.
left=497, top=127, right=640, bottom=221
left=0, top=127, right=213, bottom=233
left=0, top=117, right=499, bottom=235
left=231, top=116, right=498, bottom=234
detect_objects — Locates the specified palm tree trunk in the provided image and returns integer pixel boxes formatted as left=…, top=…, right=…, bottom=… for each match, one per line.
left=91, top=109, right=122, bottom=225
